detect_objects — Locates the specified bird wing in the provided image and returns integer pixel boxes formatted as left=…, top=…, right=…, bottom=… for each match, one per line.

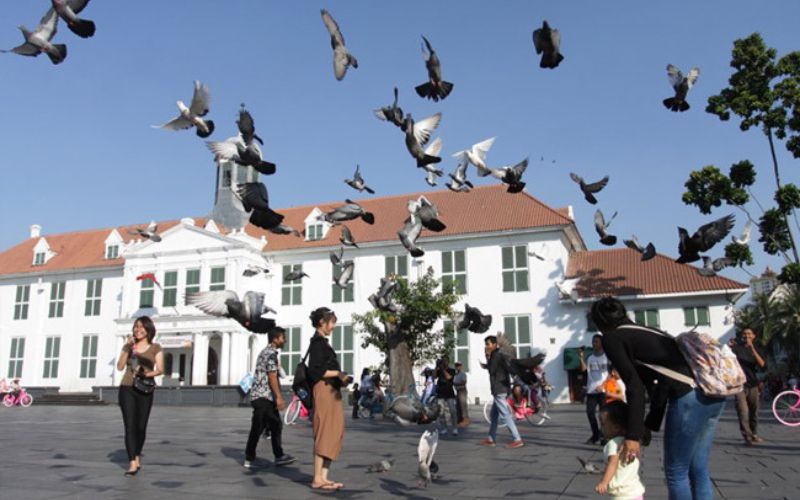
left=695, top=214, right=735, bottom=252
left=569, top=172, right=583, bottom=185
left=35, top=8, right=59, bottom=41
left=7, top=42, right=41, bottom=56
left=424, top=136, right=442, bottom=157
left=413, top=113, right=442, bottom=146
left=532, top=28, right=544, bottom=54
left=189, top=81, right=211, bottom=117
left=512, top=157, right=529, bottom=176
left=341, top=225, right=353, bottom=241
left=157, top=115, right=193, bottom=131
left=147, top=221, right=158, bottom=233
left=712, top=257, right=736, bottom=271
left=332, top=46, right=349, bottom=80
left=237, top=108, right=256, bottom=142
left=321, top=9, right=345, bottom=46
left=551, top=29, right=561, bottom=50
left=594, top=210, right=607, bottom=234
left=686, top=67, right=700, bottom=88
left=417, top=430, right=437, bottom=466
left=666, top=64, right=683, bottom=89
left=353, top=165, right=364, bottom=183
left=237, top=182, right=270, bottom=211
left=735, top=220, right=752, bottom=245
left=186, top=290, right=239, bottom=317
left=66, top=0, right=92, bottom=14
left=472, top=137, right=496, bottom=161
left=583, top=176, right=609, bottom=193
left=623, top=235, right=643, bottom=252
left=206, top=136, right=242, bottom=161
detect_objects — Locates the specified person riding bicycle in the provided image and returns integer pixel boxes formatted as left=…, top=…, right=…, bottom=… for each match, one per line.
left=508, top=379, right=535, bottom=421
left=10, top=378, right=21, bottom=396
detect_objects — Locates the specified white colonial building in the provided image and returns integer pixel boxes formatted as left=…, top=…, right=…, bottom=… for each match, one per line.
left=0, top=162, right=748, bottom=403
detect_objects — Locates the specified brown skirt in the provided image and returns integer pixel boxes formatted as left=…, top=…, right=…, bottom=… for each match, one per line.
left=313, top=381, right=345, bottom=461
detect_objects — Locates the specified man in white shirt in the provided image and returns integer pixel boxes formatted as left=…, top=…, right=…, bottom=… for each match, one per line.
left=579, top=334, right=609, bottom=445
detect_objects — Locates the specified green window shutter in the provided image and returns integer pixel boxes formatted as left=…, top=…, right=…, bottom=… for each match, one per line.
left=291, top=328, right=301, bottom=352
left=515, top=270, right=529, bottom=292
left=634, top=310, right=645, bottom=325
left=164, top=271, right=178, bottom=287
left=455, top=250, right=465, bottom=272
left=502, top=247, right=513, bottom=269
left=332, top=327, right=341, bottom=350
left=397, top=256, right=408, bottom=277
left=442, top=275, right=453, bottom=292
left=281, top=287, right=291, bottom=306
left=515, top=246, right=527, bottom=268
left=697, top=307, right=710, bottom=326
left=647, top=310, right=659, bottom=328
left=683, top=307, right=694, bottom=326
left=442, top=251, right=453, bottom=273
left=518, top=316, right=531, bottom=347
left=504, top=316, right=517, bottom=344
left=385, top=257, right=394, bottom=277
left=502, top=271, right=515, bottom=292
left=82, top=336, right=89, bottom=357
left=344, top=326, right=353, bottom=350
left=54, top=337, right=61, bottom=357
left=294, top=287, right=302, bottom=305
left=343, top=353, right=353, bottom=374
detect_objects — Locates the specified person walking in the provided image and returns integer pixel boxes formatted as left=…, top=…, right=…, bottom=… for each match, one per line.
left=307, top=307, right=348, bottom=491
left=116, top=316, right=164, bottom=476
left=730, top=327, right=767, bottom=446
left=479, top=335, right=524, bottom=449
left=435, top=357, right=458, bottom=436
left=580, top=334, right=609, bottom=445
left=590, top=297, right=724, bottom=500
left=454, top=361, right=470, bottom=427
left=244, top=327, right=296, bottom=469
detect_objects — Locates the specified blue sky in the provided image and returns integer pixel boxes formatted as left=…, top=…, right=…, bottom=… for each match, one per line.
left=1, top=1, right=798, bottom=286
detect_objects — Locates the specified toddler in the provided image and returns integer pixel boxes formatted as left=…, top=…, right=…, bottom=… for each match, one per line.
left=595, top=401, right=645, bottom=500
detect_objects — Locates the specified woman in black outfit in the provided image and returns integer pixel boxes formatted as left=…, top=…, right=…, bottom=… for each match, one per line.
left=590, top=297, right=725, bottom=500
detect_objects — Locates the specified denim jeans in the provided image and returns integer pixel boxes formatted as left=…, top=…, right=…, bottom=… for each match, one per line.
left=488, top=394, right=521, bottom=442
left=664, top=389, right=725, bottom=500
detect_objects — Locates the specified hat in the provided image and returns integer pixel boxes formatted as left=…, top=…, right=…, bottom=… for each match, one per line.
left=455, top=361, right=463, bottom=366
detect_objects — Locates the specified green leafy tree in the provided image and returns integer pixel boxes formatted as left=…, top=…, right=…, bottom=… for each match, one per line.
left=352, top=267, right=459, bottom=395
left=736, top=286, right=800, bottom=374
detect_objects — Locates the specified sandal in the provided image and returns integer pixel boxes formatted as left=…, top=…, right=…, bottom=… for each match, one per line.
left=311, top=483, right=339, bottom=490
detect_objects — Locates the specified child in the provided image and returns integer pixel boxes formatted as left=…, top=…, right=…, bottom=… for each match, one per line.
left=603, top=367, right=626, bottom=404
left=595, top=401, right=645, bottom=500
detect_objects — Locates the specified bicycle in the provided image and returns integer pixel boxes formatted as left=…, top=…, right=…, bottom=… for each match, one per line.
left=772, top=385, right=800, bottom=427
left=3, top=388, right=33, bottom=408
left=483, top=386, right=548, bottom=427
left=283, top=393, right=310, bottom=425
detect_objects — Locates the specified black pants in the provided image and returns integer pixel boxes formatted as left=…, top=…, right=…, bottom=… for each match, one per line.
left=245, top=398, right=284, bottom=461
left=119, top=386, right=154, bottom=461
left=585, top=392, right=604, bottom=442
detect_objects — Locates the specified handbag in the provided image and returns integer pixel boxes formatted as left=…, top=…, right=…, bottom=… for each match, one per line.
left=292, top=345, right=313, bottom=410
left=239, top=373, right=255, bottom=394
left=133, top=373, right=156, bottom=395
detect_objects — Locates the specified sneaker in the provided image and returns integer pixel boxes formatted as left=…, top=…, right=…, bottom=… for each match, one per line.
left=275, top=454, right=297, bottom=466
left=452, top=429, right=459, bottom=436
left=243, top=460, right=253, bottom=469
left=479, top=438, right=496, bottom=447
left=506, top=440, right=525, bottom=449
left=457, top=418, right=471, bottom=428
left=440, top=429, right=449, bottom=436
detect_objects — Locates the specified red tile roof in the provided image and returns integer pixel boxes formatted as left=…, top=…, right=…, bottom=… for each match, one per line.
left=566, top=248, right=748, bottom=298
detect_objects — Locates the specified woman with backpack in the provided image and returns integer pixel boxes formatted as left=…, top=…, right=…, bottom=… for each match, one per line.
left=590, top=297, right=726, bottom=500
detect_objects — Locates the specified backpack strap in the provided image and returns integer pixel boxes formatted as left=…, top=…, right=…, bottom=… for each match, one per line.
left=615, top=324, right=697, bottom=389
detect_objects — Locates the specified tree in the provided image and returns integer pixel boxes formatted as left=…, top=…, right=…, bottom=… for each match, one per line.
left=735, top=285, right=800, bottom=374
left=352, top=267, right=459, bottom=396
left=684, top=33, right=800, bottom=284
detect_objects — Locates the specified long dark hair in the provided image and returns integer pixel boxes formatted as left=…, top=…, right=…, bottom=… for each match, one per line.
left=310, top=307, right=337, bottom=328
left=589, top=297, right=631, bottom=332
left=134, top=316, right=156, bottom=343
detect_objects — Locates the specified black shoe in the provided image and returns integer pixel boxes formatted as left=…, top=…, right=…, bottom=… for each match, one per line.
left=600, top=438, right=608, bottom=446
left=124, top=468, right=139, bottom=477
left=584, top=437, right=598, bottom=445
left=275, top=454, right=297, bottom=466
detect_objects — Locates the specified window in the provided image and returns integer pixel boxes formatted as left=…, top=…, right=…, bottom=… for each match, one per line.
left=445, top=320, right=470, bottom=371
left=139, top=276, right=154, bottom=308
left=385, top=255, right=408, bottom=279
left=185, top=269, right=200, bottom=297
left=80, top=335, right=98, bottom=378
left=162, top=271, right=178, bottom=307
left=106, top=245, right=119, bottom=259
left=34, top=252, right=46, bottom=266
left=332, top=325, right=354, bottom=374
left=48, top=281, right=66, bottom=318
left=221, top=164, right=232, bottom=187
left=332, top=261, right=354, bottom=303
left=85, top=279, right=102, bottom=316
left=279, top=327, right=302, bottom=378
left=307, top=223, right=324, bottom=241
left=683, top=306, right=710, bottom=327
left=502, top=245, right=529, bottom=292
left=282, top=264, right=303, bottom=306
left=503, top=315, right=532, bottom=358
left=210, top=267, right=226, bottom=291
left=441, top=250, right=467, bottom=294
left=13, top=285, right=30, bottom=320
left=42, top=336, right=60, bottom=379
left=8, top=337, right=25, bottom=378
left=634, top=309, right=660, bottom=328
left=236, top=164, right=250, bottom=183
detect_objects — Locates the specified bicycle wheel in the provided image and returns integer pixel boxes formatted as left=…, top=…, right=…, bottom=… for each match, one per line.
left=284, top=399, right=302, bottom=425
left=358, top=404, right=371, bottom=419
left=483, top=400, right=507, bottom=428
left=20, top=394, right=33, bottom=407
left=773, top=390, right=800, bottom=427
left=2, top=395, right=13, bottom=407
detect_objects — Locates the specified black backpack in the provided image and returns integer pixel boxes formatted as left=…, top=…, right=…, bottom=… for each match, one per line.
left=291, top=346, right=314, bottom=410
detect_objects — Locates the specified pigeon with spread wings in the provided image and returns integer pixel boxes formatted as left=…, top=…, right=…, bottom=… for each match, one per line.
left=320, top=9, right=358, bottom=81
left=569, top=173, right=609, bottom=205
left=128, top=221, right=161, bottom=242
left=1, top=8, right=66, bottom=64
left=51, top=0, right=95, bottom=38
left=404, top=113, right=442, bottom=168
left=236, top=183, right=285, bottom=231
left=415, top=36, right=454, bottom=102
left=187, top=290, right=277, bottom=333
left=154, top=81, right=215, bottom=138
left=532, top=21, right=564, bottom=69
left=375, top=87, right=405, bottom=129
left=417, top=430, right=440, bottom=488
left=345, top=165, right=375, bottom=194
left=457, top=303, right=492, bottom=333
left=594, top=210, right=618, bottom=246
left=676, top=214, right=735, bottom=264
left=408, top=196, right=446, bottom=233
left=664, top=65, right=700, bottom=112
left=318, top=200, right=375, bottom=225
left=698, top=256, right=736, bottom=277
left=624, top=235, right=656, bottom=261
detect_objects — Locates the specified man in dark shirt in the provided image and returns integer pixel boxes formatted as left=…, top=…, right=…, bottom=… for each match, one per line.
left=479, top=336, right=524, bottom=448
left=435, top=357, right=458, bottom=436
left=730, top=327, right=767, bottom=445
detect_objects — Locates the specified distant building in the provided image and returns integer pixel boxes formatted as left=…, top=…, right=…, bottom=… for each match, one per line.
left=750, top=266, right=779, bottom=297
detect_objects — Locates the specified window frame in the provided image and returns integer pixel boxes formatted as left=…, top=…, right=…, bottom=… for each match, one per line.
left=332, top=324, right=355, bottom=374
left=162, top=270, right=178, bottom=307
left=42, top=336, right=61, bottom=379
left=85, top=278, right=102, bottom=316
left=281, top=264, right=303, bottom=306
left=683, top=306, right=710, bottom=327
left=332, top=260, right=355, bottom=303
left=502, top=315, right=533, bottom=358
left=48, top=281, right=66, bottom=318
left=106, top=245, right=119, bottom=260
left=80, top=335, right=98, bottom=378
left=444, top=320, right=470, bottom=372
left=385, top=255, right=409, bottom=280
left=139, top=276, right=155, bottom=308
left=13, top=285, right=30, bottom=320
left=306, top=223, right=324, bottom=241
left=8, top=337, right=25, bottom=378
left=279, top=327, right=303, bottom=381
left=501, top=245, right=529, bottom=293
left=185, top=268, right=200, bottom=297
left=634, top=309, right=660, bottom=328
left=441, top=249, right=467, bottom=294
left=209, top=266, right=226, bottom=291
left=34, top=252, right=46, bottom=266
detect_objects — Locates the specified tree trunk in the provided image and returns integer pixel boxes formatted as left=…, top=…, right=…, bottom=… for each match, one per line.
left=384, top=320, right=415, bottom=397
left=767, top=128, right=800, bottom=263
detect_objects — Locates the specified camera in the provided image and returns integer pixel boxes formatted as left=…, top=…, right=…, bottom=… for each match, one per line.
left=343, top=375, right=354, bottom=386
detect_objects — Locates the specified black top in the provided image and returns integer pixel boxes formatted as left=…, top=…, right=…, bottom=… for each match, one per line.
left=307, top=333, right=341, bottom=388
left=485, top=350, right=512, bottom=396
left=732, top=344, right=767, bottom=388
left=436, top=367, right=456, bottom=399
left=601, top=323, right=694, bottom=441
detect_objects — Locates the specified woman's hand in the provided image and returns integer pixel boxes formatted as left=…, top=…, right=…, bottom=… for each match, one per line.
left=620, top=439, right=641, bottom=465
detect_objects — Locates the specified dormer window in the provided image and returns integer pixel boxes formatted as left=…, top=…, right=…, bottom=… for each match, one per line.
left=104, top=229, right=123, bottom=260
left=106, top=245, right=119, bottom=259
left=307, top=223, right=324, bottom=241
left=304, top=208, right=330, bottom=242
left=32, top=237, right=54, bottom=266
left=34, top=252, right=46, bottom=266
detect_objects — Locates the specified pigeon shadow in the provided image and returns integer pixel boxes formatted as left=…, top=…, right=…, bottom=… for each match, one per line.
left=220, top=446, right=244, bottom=464
left=378, top=477, right=435, bottom=500
left=151, top=481, right=184, bottom=489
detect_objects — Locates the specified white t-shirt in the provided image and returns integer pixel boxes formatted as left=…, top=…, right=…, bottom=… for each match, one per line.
left=604, top=437, right=645, bottom=499
left=586, top=352, right=609, bottom=394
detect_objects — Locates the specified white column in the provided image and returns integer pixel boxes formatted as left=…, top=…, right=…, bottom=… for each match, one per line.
left=228, top=331, right=247, bottom=383
left=220, top=331, right=231, bottom=385
left=113, top=335, right=125, bottom=386
left=192, top=333, right=209, bottom=386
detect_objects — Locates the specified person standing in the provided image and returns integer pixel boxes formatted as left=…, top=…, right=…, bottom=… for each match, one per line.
left=307, top=307, right=348, bottom=491
left=730, top=328, right=767, bottom=446
left=454, top=361, right=470, bottom=427
left=435, top=357, right=458, bottom=436
left=116, top=316, right=164, bottom=476
left=580, top=335, right=609, bottom=445
left=244, top=327, right=296, bottom=468
left=479, top=335, right=524, bottom=449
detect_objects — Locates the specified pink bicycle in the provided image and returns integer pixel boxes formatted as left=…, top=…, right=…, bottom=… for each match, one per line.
left=3, top=388, right=33, bottom=407
left=772, top=385, right=800, bottom=427
left=283, top=393, right=310, bottom=425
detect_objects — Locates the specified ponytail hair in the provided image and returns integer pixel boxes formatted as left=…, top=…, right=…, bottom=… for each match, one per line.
left=589, top=297, right=630, bottom=332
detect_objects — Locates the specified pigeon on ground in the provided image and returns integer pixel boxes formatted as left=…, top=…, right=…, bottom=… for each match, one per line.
left=676, top=214, right=735, bottom=264
left=594, top=210, right=618, bottom=246
left=577, top=456, right=601, bottom=474
left=187, top=290, right=276, bottom=333
left=569, top=173, right=609, bottom=205
left=415, top=36, right=453, bottom=102
left=457, top=303, right=492, bottom=333
left=731, top=220, right=752, bottom=246
left=136, top=272, right=161, bottom=290
left=532, top=21, right=564, bottom=69
left=417, top=430, right=439, bottom=488
left=154, top=81, right=214, bottom=138
left=333, top=261, right=355, bottom=289
left=404, top=113, right=443, bottom=168
left=367, top=459, right=395, bottom=473
left=398, top=217, right=425, bottom=258
left=320, top=9, right=358, bottom=81
left=624, top=235, right=656, bottom=261
left=284, top=269, right=309, bottom=281
left=368, top=276, right=400, bottom=313
left=374, top=87, right=404, bottom=129
left=329, top=247, right=344, bottom=267
left=339, top=225, right=358, bottom=248
left=664, top=65, right=700, bottom=112
left=51, top=0, right=95, bottom=38
left=446, top=160, right=474, bottom=193
left=319, top=200, right=375, bottom=225
left=1, top=8, right=66, bottom=64
left=387, top=395, right=441, bottom=426
left=243, top=265, right=269, bottom=277
left=555, top=278, right=580, bottom=302
left=408, top=196, right=446, bottom=232
left=206, top=135, right=276, bottom=176
left=345, top=165, right=375, bottom=194
left=453, top=137, right=496, bottom=173
left=128, top=221, right=162, bottom=242
left=236, top=183, right=285, bottom=231
left=698, top=256, right=736, bottom=277
left=268, top=224, right=301, bottom=238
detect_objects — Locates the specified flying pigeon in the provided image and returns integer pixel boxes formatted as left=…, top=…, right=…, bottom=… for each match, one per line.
left=187, top=290, right=277, bottom=333
left=664, top=65, right=700, bottom=112
left=569, top=173, right=609, bottom=205
left=51, top=0, right=95, bottom=39
left=457, top=303, right=492, bottom=333
left=417, top=430, right=439, bottom=488
left=154, top=81, right=214, bottom=138
left=623, top=235, right=656, bottom=261
left=594, top=210, right=618, bottom=246
left=136, top=272, right=161, bottom=290
left=367, top=459, right=394, bottom=473
left=555, top=278, right=580, bottom=302
left=478, top=158, right=529, bottom=193
left=339, top=225, right=358, bottom=247
left=731, top=220, right=752, bottom=246
left=344, top=165, right=375, bottom=194
left=419, top=137, right=445, bottom=185
left=446, top=159, right=474, bottom=193
left=329, top=247, right=344, bottom=267
left=453, top=137, right=496, bottom=173
left=698, top=256, right=736, bottom=277
left=206, top=135, right=276, bottom=176
left=528, top=243, right=550, bottom=261
left=676, top=214, right=735, bottom=264
left=283, top=269, right=309, bottom=281
left=577, top=456, right=601, bottom=474
left=1, top=8, right=66, bottom=64
left=408, top=196, right=446, bottom=232
left=424, top=169, right=441, bottom=187
left=368, top=276, right=400, bottom=313
left=333, top=260, right=355, bottom=289
left=387, top=394, right=441, bottom=426
left=404, top=113, right=443, bottom=168
left=398, top=217, right=424, bottom=257
left=236, top=104, right=263, bottom=145
left=236, top=183, right=285, bottom=231
left=374, top=87, right=404, bottom=129
left=320, top=9, right=358, bottom=81
left=415, top=36, right=454, bottom=102
left=269, top=224, right=301, bottom=238
left=128, top=221, right=161, bottom=242
left=318, top=200, right=375, bottom=225
left=243, top=265, right=269, bottom=277
left=532, top=21, right=564, bottom=69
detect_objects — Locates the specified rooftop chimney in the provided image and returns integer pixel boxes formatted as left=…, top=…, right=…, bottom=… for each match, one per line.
left=30, top=224, right=41, bottom=239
